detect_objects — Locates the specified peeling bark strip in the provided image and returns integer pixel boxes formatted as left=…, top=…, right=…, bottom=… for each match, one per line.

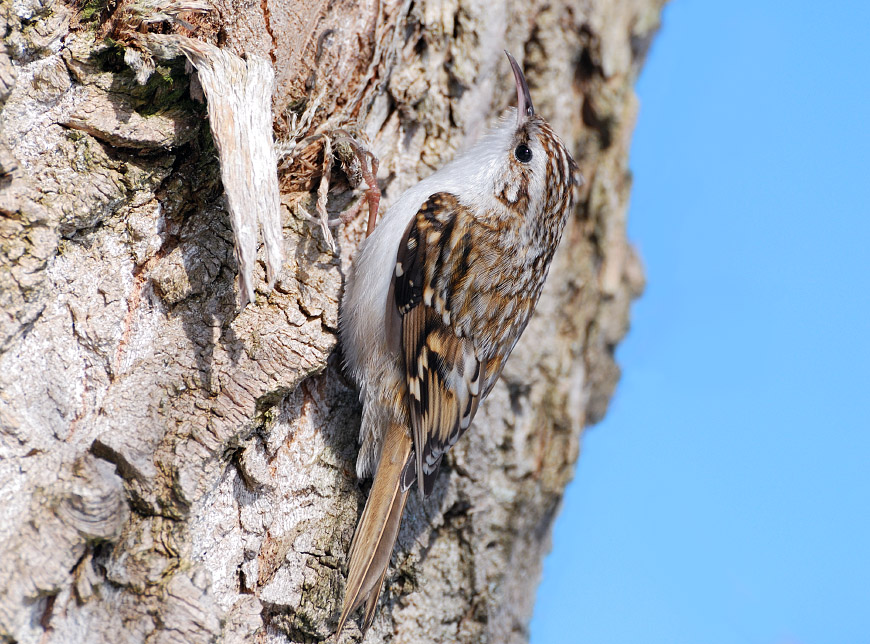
left=156, top=35, right=282, bottom=307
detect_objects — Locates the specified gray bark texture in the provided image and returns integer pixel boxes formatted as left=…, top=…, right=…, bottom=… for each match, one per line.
left=0, top=0, right=663, bottom=642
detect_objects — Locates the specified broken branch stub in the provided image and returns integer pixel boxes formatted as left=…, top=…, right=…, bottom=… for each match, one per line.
left=153, top=34, right=282, bottom=307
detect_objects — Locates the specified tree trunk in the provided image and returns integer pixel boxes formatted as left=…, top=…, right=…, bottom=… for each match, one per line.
left=0, top=0, right=663, bottom=642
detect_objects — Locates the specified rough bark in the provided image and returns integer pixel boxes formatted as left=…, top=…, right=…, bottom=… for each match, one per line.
left=0, top=0, right=662, bottom=642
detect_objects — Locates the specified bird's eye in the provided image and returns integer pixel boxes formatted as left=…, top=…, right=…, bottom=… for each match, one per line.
left=514, top=144, right=532, bottom=163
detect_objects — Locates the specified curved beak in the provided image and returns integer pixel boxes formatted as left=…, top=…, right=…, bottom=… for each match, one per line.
left=505, top=51, right=534, bottom=125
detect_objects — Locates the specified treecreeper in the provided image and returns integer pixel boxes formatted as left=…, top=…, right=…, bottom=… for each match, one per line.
left=337, top=52, right=579, bottom=636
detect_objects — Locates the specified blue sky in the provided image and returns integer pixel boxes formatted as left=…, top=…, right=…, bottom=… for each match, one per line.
left=531, top=3, right=870, bottom=643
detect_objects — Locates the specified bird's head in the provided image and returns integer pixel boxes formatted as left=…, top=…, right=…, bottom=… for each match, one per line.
left=480, top=52, right=579, bottom=233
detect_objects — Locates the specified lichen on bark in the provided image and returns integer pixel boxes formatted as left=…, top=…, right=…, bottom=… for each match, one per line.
left=0, top=0, right=663, bottom=642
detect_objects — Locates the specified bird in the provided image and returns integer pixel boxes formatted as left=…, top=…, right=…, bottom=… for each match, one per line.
left=336, top=51, right=579, bottom=635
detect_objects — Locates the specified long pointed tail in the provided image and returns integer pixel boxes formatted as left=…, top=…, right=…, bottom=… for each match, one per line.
left=337, top=422, right=412, bottom=635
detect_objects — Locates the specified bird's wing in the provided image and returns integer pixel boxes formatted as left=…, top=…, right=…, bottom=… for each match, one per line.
left=393, top=192, right=486, bottom=497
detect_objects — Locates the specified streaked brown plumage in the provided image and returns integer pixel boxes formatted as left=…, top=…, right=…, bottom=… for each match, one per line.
left=337, top=52, right=578, bottom=635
